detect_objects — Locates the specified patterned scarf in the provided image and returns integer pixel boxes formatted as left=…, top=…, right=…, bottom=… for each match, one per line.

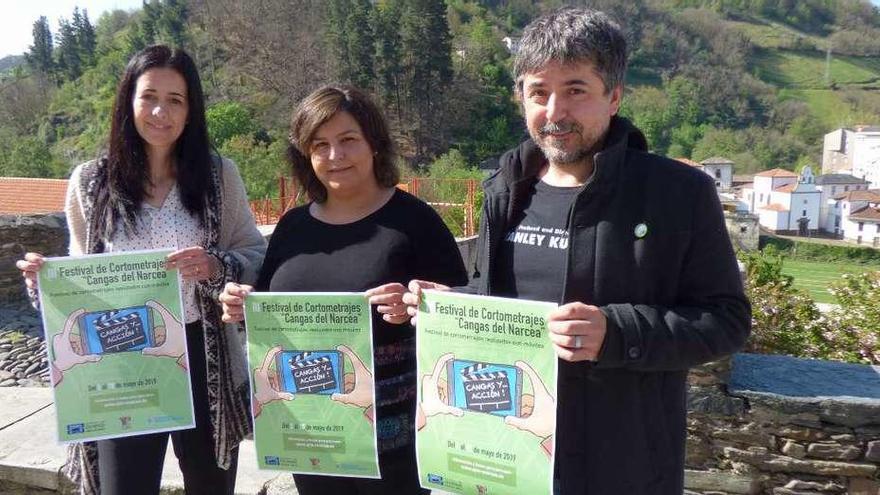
left=62, top=158, right=252, bottom=494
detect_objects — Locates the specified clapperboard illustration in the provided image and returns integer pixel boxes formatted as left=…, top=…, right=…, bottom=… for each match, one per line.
left=446, top=359, right=523, bottom=417
left=78, top=306, right=155, bottom=354
left=276, top=350, right=343, bottom=395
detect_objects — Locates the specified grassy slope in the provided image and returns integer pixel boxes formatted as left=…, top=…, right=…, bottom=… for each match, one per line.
left=781, top=258, right=878, bottom=304
left=724, top=17, right=880, bottom=129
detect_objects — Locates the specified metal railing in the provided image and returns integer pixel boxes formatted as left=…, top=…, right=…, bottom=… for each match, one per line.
left=249, top=176, right=479, bottom=237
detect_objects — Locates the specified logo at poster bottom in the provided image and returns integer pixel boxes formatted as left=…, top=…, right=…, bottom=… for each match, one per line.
left=427, top=473, right=444, bottom=485
left=265, top=456, right=280, bottom=466
left=67, top=423, right=85, bottom=435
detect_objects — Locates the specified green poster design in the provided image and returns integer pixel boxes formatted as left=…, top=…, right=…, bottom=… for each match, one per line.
left=37, top=249, right=194, bottom=443
left=416, top=290, right=557, bottom=495
left=245, top=293, right=380, bottom=478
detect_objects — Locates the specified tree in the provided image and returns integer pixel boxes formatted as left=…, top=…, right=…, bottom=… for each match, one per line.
left=371, top=2, right=403, bottom=119
left=325, top=0, right=352, bottom=82
left=218, top=134, right=287, bottom=199
left=56, top=17, right=82, bottom=81
left=156, top=0, right=188, bottom=47
left=25, top=16, right=55, bottom=78
left=206, top=101, right=258, bottom=147
left=399, top=0, right=453, bottom=158
left=345, top=0, right=376, bottom=90
left=73, top=8, right=97, bottom=67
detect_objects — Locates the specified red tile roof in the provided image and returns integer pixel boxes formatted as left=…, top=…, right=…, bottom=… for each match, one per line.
left=774, top=183, right=797, bottom=193
left=759, top=203, right=789, bottom=212
left=676, top=158, right=702, bottom=168
left=755, top=168, right=798, bottom=178
left=834, top=189, right=880, bottom=203
left=849, top=206, right=880, bottom=222
left=0, top=178, right=68, bottom=214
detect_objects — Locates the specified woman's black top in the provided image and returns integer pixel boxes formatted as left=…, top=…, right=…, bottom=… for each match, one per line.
left=256, top=188, right=468, bottom=457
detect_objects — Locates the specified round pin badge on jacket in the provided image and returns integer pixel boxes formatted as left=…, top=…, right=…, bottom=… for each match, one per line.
left=634, top=223, right=648, bottom=239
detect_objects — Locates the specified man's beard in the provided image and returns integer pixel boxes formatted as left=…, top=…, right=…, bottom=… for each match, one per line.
left=532, top=120, right=605, bottom=165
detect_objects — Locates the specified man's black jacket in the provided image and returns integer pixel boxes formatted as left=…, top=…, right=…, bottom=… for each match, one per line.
left=464, top=116, right=751, bottom=494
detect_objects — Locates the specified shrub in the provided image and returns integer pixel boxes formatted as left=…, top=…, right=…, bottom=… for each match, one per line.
left=218, top=134, right=286, bottom=200
left=741, top=247, right=829, bottom=359
left=741, top=247, right=880, bottom=365
left=408, top=149, right=484, bottom=237
left=827, top=272, right=880, bottom=364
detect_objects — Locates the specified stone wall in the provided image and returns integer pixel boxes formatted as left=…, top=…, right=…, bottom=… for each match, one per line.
left=0, top=214, right=67, bottom=310
left=685, top=354, right=879, bottom=495
left=726, top=212, right=760, bottom=252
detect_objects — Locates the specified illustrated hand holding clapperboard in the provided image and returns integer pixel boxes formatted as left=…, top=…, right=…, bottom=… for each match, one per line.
left=420, top=353, right=556, bottom=439
left=51, top=300, right=187, bottom=385
left=253, top=344, right=374, bottom=419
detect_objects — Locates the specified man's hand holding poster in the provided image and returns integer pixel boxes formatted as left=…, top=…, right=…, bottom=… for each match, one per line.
left=37, top=249, right=193, bottom=442
left=416, top=290, right=557, bottom=495
left=245, top=293, right=380, bottom=478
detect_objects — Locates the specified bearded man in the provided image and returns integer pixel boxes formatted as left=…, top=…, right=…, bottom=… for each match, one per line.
left=406, top=7, right=750, bottom=494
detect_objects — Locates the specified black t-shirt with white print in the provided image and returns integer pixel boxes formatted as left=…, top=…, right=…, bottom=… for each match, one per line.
left=493, top=180, right=582, bottom=303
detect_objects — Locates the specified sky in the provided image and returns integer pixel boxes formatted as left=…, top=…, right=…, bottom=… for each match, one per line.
left=1, top=0, right=143, bottom=58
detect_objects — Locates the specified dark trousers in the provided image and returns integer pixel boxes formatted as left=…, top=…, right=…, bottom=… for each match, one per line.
left=96, top=322, right=239, bottom=495
left=293, top=449, right=428, bottom=495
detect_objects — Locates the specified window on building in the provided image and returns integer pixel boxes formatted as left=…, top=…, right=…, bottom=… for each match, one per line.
left=858, top=235, right=863, bottom=244
left=859, top=222, right=864, bottom=232
left=832, top=186, right=836, bottom=194
left=802, top=210, right=807, bottom=216
left=715, top=170, right=721, bottom=179
left=845, top=186, right=850, bottom=192
left=834, top=216, right=840, bottom=227
left=740, top=226, right=747, bottom=233
left=759, top=193, right=763, bottom=203
left=803, top=199, right=808, bottom=205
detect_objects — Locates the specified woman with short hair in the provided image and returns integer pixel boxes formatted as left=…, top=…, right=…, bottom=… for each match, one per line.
left=220, top=85, right=467, bottom=494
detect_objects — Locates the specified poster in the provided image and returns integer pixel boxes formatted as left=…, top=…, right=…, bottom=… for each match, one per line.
left=245, top=293, right=380, bottom=478
left=37, top=249, right=193, bottom=443
left=416, top=290, right=557, bottom=495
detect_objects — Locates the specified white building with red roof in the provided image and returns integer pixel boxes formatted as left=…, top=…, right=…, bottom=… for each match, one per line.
left=828, top=189, right=880, bottom=246
left=740, top=167, right=821, bottom=234
left=816, top=174, right=871, bottom=235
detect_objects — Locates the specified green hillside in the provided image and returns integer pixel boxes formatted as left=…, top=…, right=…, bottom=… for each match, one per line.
left=4, top=0, right=880, bottom=183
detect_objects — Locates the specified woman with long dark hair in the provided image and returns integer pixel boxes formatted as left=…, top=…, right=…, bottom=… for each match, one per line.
left=17, top=45, right=265, bottom=495
left=219, top=85, right=467, bottom=494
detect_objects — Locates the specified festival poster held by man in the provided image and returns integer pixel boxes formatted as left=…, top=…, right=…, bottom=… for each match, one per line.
left=403, top=7, right=751, bottom=494
left=17, top=45, right=265, bottom=495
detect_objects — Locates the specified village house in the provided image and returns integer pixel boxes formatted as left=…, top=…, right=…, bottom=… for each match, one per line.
left=677, top=157, right=734, bottom=191
left=814, top=174, right=870, bottom=234
left=822, top=125, right=880, bottom=186
left=740, top=167, right=821, bottom=234
left=829, top=189, right=880, bottom=246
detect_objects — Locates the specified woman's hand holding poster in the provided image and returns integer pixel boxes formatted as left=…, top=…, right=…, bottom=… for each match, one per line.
left=416, top=290, right=557, bottom=495
left=37, top=249, right=193, bottom=443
